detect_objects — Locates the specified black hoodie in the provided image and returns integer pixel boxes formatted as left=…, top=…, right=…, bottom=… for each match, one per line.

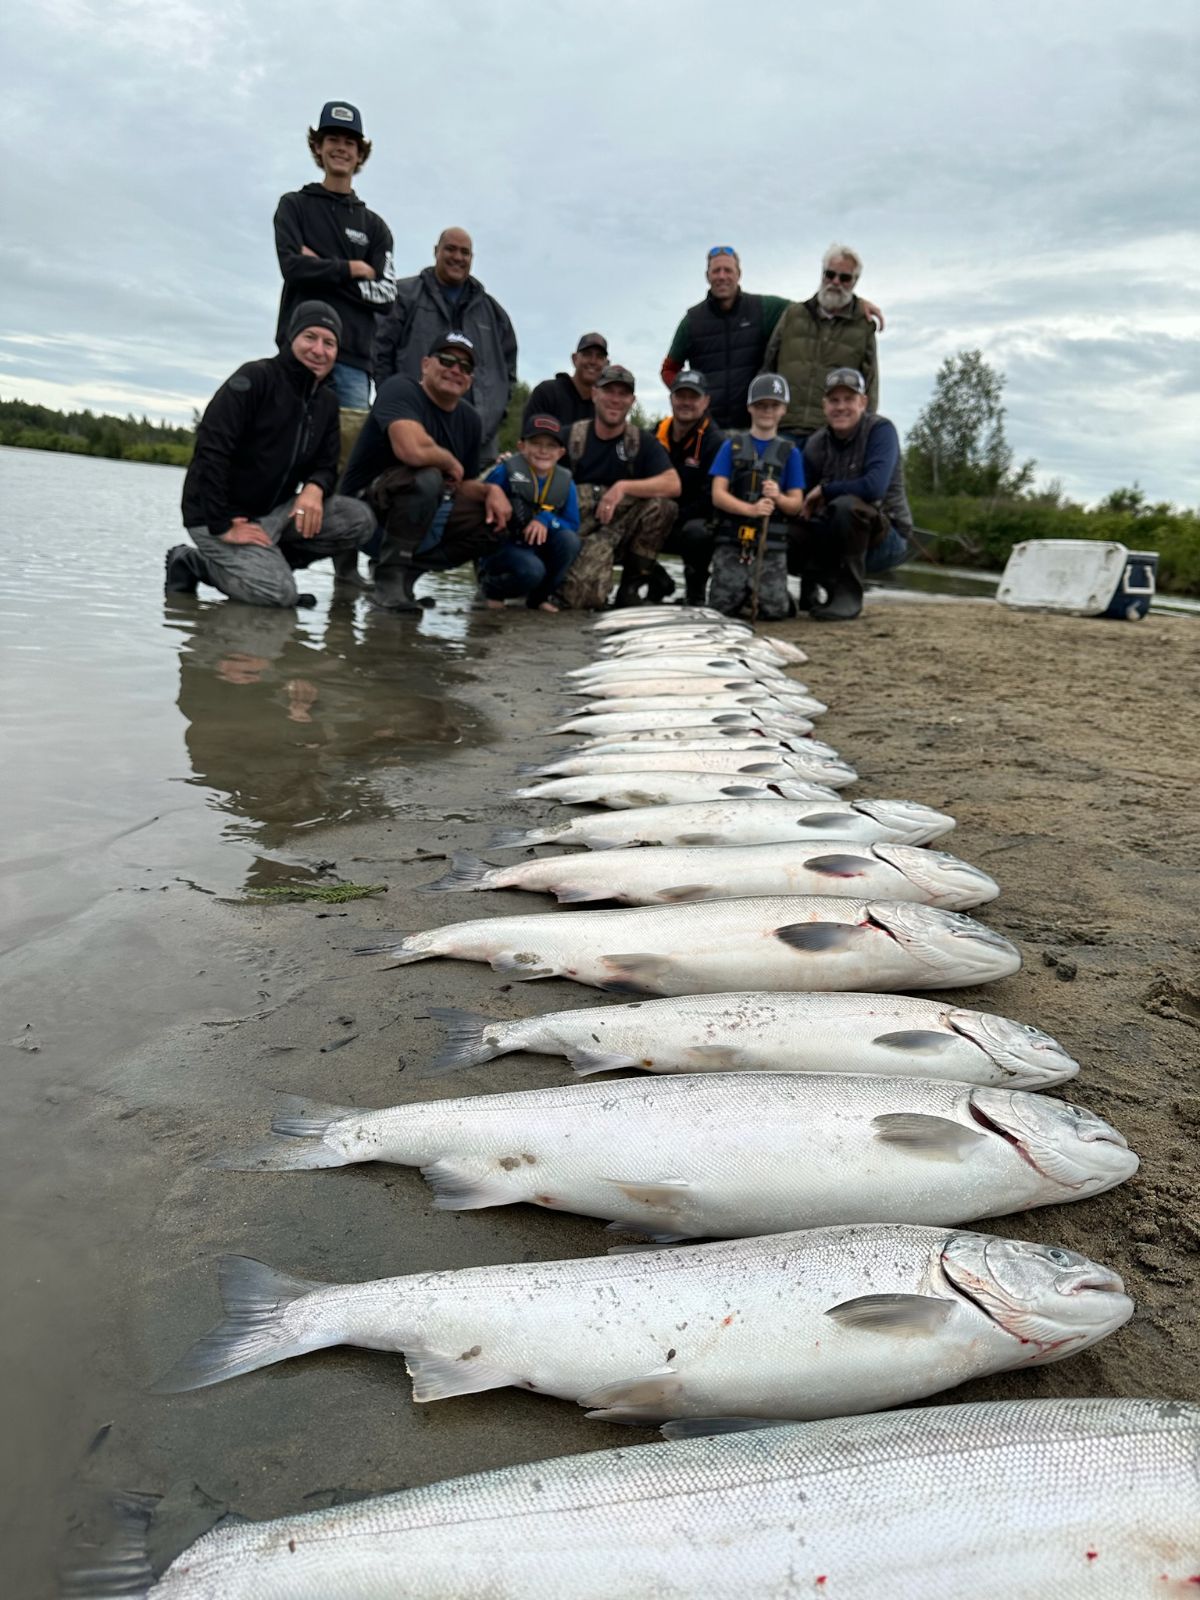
left=181, top=350, right=340, bottom=537
left=274, top=183, right=396, bottom=376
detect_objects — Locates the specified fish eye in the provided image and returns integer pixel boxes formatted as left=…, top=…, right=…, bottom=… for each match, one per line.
left=1045, top=1248, right=1072, bottom=1266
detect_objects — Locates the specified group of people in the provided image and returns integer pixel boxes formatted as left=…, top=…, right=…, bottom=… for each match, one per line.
left=168, top=100, right=913, bottom=622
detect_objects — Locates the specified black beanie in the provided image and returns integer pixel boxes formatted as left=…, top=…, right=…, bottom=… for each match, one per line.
left=287, top=300, right=343, bottom=344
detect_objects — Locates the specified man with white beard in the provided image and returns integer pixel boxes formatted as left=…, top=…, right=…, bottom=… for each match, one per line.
left=761, top=245, right=880, bottom=444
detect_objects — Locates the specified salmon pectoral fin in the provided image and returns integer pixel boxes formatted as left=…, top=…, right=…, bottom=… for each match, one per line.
left=569, top=1048, right=642, bottom=1076
left=606, top=1177, right=690, bottom=1215
left=600, top=953, right=680, bottom=994
left=824, top=1293, right=954, bottom=1337
left=420, top=1158, right=524, bottom=1211
left=555, top=885, right=611, bottom=903
left=675, top=832, right=724, bottom=846
left=579, top=1367, right=684, bottom=1424
left=801, top=853, right=874, bottom=877
left=874, top=1029, right=960, bottom=1055
left=661, top=1417, right=797, bottom=1439
left=774, top=922, right=862, bottom=952
left=688, top=1044, right=745, bottom=1068
left=655, top=884, right=717, bottom=903
left=871, top=1112, right=988, bottom=1161
left=406, top=1347, right=516, bottom=1403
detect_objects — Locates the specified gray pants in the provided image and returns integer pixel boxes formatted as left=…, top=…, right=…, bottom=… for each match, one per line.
left=708, top=542, right=791, bottom=620
left=186, top=496, right=375, bottom=607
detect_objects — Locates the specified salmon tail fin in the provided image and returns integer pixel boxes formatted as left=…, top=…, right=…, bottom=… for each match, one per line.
left=487, top=826, right=535, bottom=850
left=206, top=1095, right=361, bottom=1171
left=420, top=853, right=495, bottom=894
left=153, top=1256, right=332, bottom=1392
left=60, top=1490, right=158, bottom=1599
left=425, top=1006, right=509, bottom=1074
left=353, top=933, right=433, bottom=964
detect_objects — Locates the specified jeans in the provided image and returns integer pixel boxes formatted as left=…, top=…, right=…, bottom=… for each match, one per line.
left=478, top=524, right=583, bottom=605
left=866, top=524, right=909, bottom=573
left=329, top=363, right=371, bottom=410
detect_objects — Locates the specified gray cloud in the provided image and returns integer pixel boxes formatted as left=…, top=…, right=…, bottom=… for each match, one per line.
left=2, top=0, right=1198, bottom=503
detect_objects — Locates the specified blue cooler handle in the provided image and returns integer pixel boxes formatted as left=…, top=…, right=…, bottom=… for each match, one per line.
left=1121, top=567, right=1155, bottom=596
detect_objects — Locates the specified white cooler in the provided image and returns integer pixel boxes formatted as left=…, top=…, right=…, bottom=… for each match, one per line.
left=997, top=540, right=1157, bottom=619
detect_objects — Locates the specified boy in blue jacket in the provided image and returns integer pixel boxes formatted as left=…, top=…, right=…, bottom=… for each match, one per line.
left=477, top=416, right=581, bottom=611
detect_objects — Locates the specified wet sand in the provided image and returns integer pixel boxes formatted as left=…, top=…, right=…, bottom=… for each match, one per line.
left=10, top=596, right=1200, bottom=1593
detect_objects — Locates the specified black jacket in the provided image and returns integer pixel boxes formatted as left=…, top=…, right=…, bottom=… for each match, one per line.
left=654, top=415, right=725, bottom=523
left=181, top=351, right=340, bottom=537
left=522, top=372, right=594, bottom=433
left=274, top=184, right=396, bottom=376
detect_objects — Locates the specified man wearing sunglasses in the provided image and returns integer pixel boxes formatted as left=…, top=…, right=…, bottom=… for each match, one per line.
left=340, top=331, right=512, bottom=613
left=762, top=245, right=880, bottom=442
left=374, top=227, right=518, bottom=465
left=661, top=246, right=882, bottom=432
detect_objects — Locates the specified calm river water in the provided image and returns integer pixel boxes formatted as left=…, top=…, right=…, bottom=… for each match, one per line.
left=0, top=446, right=493, bottom=1592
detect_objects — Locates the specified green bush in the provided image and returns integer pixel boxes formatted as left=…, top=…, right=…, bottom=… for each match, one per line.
left=910, top=495, right=1200, bottom=595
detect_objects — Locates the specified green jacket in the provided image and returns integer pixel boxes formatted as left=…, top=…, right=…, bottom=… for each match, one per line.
left=762, top=295, right=878, bottom=434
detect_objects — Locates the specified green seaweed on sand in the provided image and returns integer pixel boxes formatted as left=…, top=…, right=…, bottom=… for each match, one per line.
left=244, top=882, right=387, bottom=904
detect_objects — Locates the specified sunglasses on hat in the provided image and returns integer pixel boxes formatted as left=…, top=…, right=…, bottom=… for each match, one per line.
left=708, top=245, right=737, bottom=259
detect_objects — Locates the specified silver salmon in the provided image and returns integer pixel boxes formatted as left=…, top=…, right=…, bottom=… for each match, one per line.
left=356, top=897, right=1020, bottom=994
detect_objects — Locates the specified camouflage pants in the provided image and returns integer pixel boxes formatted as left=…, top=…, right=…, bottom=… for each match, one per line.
left=708, top=541, right=791, bottom=620
left=557, top=490, right=677, bottom=611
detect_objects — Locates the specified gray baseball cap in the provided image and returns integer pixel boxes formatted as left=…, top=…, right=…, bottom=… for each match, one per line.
left=748, top=372, right=790, bottom=405
left=824, top=367, right=867, bottom=394
left=670, top=368, right=709, bottom=395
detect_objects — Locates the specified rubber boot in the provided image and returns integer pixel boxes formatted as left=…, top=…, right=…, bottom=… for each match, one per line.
left=331, top=548, right=368, bottom=587
left=811, top=525, right=868, bottom=621
left=369, top=564, right=423, bottom=615
left=644, top=562, right=676, bottom=603
left=612, top=556, right=654, bottom=609
left=164, top=544, right=205, bottom=594
left=683, top=564, right=708, bottom=606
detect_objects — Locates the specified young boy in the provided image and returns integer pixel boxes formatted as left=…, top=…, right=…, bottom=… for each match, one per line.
left=707, top=373, right=806, bottom=618
left=476, top=416, right=582, bottom=611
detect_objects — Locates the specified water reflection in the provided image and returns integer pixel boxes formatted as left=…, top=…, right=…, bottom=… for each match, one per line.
left=170, top=598, right=485, bottom=851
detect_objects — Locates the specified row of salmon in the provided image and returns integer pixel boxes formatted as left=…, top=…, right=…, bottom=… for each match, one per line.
left=88, top=608, right=1192, bottom=1596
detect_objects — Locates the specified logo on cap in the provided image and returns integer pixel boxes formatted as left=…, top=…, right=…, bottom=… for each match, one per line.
left=330, top=105, right=354, bottom=121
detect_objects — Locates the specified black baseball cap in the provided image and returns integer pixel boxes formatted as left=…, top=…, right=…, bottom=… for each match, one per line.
left=670, top=368, right=708, bottom=395
left=286, top=300, right=343, bottom=343
left=824, top=366, right=867, bottom=394
left=522, top=414, right=564, bottom=441
left=315, top=101, right=364, bottom=138
left=575, top=332, right=608, bottom=354
left=595, top=363, right=635, bottom=390
left=428, top=330, right=476, bottom=367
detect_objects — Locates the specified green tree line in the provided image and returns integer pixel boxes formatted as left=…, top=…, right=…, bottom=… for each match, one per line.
left=903, top=351, right=1198, bottom=594
left=0, top=398, right=195, bottom=466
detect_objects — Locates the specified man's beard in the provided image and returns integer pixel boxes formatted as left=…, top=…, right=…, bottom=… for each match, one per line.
left=818, top=282, right=854, bottom=313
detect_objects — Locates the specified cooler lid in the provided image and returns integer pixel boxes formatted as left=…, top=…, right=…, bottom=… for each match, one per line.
left=997, top=540, right=1130, bottom=615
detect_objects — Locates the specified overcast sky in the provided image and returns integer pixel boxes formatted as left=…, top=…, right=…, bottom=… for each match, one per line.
left=3, top=0, right=1198, bottom=504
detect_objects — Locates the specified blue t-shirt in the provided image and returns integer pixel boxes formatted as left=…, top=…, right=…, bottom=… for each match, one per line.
left=710, top=434, right=805, bottom=493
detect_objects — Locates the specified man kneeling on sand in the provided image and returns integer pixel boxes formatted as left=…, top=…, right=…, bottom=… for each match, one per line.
left=167, top=301, right=375, bottom=608
left=339, top=331, right=511, bottom=613
left=793, top=367, right=912, bottom=620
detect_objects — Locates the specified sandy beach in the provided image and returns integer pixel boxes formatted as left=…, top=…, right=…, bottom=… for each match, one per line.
left=11, top=593, right=1199, bottom=1593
